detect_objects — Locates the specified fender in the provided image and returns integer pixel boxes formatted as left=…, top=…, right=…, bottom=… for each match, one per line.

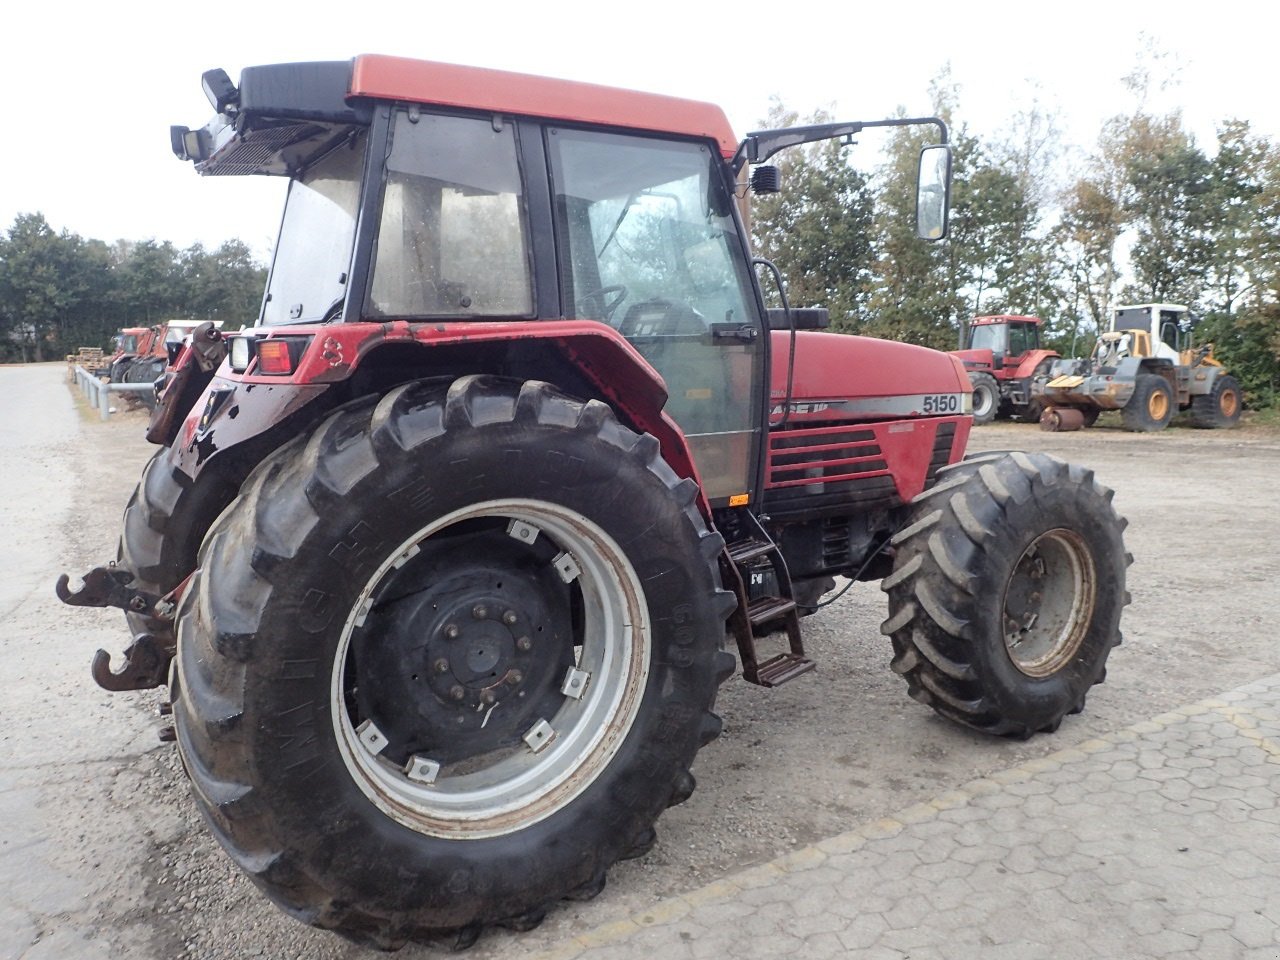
left=171, top=319, right=708, bottom=509
left=950, top=347, right=996, bottom=373
left=1010, top=348, right=1060, bottom=380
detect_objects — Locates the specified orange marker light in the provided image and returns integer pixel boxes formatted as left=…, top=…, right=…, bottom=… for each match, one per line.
left=256, top=340, right=293, bottom=374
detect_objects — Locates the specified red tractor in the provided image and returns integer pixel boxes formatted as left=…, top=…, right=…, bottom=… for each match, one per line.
left=58, top=57, right=1128, bottom=949
left=107, top=324, right=170, bottom=383
left=952, top=315, right=1062, bottom=425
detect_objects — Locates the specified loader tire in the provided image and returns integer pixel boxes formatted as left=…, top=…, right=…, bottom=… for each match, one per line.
left=968, top=372, right=999, bottom=425
left=1190, top=374, right=1242, bottom=429
left=171, top=376, right=735, bottom=950
left=881, top=452, right=1130, bottom=738
left=1121, top=374, right=1173, bottom=431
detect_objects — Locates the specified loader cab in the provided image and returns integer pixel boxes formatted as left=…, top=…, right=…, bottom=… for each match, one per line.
left=1112, top=304, right=1187, bottom=363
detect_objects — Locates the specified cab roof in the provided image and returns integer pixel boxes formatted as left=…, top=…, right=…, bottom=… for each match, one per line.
left=970, top=314, right=1043, bottom=326
left=350, top=55, right=738, bottom=157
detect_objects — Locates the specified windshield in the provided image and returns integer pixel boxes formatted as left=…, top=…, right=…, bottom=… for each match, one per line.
left=118, top=334, right=139, bottom=353
left=969, top=324, right=1007, bottom=354
left=261, top=132, right=366, bottom=325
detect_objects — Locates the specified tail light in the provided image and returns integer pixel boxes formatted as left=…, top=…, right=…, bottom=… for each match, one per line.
left=256, top=340, right=294, bottom=374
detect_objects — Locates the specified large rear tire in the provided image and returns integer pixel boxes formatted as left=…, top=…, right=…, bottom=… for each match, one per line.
left=171, top=376, right=734, bottom=948
left=881, top=452, right=1129, bottom=738
left=1190, top=374, right=1242, bottom=428
left=969, top=372, right=999, bottom=425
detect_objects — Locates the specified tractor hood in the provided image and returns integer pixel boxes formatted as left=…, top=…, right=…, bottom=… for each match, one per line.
left=770, top=331, right=972, bottom=422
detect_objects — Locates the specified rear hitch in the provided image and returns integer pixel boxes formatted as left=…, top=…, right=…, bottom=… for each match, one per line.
left=56, top=566, right=177, bottom=691
left=55, top=565, right=160, bottom=615
left=90, top=634, right=170, bottom=691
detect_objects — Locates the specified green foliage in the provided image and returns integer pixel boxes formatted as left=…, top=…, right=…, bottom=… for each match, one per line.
left=750, top=101, right=876, bottom=330
left=750, top=64, right=1280, bottom=409
left=0, top=214, right=266, bottom=362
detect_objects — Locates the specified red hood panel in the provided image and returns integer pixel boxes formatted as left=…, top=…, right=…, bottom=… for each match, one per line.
left=771, top=331, right=971, bottom=422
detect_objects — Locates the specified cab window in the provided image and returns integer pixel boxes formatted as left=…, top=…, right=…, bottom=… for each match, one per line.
left=370, top=111, right=532, bottom=318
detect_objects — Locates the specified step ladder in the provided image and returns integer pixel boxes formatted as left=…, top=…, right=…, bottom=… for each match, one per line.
left=719, top=511, right=814, bottom=687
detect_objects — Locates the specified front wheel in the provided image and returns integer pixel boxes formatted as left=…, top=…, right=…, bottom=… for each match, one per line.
left=881, top=452, right=1130, bottom=738
left=172, top=376, right=734, bottom=948
left=969, top=372, right=999, bottom=425
left=1121, top=374, right=1174, bottom=431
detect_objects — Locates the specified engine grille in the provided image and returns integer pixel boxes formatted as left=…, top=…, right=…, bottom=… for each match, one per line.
left=762, top=418, right=960, bottom=519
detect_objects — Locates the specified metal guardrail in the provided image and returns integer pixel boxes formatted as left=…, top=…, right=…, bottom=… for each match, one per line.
left=72, top=365, right=156, bottom=421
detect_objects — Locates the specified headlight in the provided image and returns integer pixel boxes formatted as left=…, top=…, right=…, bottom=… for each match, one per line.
left=229, top=336, right=253, bottom=372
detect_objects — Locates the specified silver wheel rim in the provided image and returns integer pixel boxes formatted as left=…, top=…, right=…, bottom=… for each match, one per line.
left=331, top=498, right=650, bottom=839
left=974, top=384, right=994, bottom=418
left=1002, top=528, right=1096, bottom=678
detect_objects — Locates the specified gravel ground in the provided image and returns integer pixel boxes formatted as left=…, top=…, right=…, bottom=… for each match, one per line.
left=2, top=363, right=1277, bottom=959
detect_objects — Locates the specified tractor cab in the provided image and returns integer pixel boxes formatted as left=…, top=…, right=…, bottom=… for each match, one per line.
left=957, top=315, right=1043, bottom=374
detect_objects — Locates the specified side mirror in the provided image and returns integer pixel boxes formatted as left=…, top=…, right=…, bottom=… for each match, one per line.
left=916, top=144, right=952, bottom=240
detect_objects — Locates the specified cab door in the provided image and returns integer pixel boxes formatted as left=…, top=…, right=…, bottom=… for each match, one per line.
left=547, top=128, right=765, bottom=505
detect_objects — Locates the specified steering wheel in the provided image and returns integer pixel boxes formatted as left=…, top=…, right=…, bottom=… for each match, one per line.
left=577, top=285, right=628, bottom=322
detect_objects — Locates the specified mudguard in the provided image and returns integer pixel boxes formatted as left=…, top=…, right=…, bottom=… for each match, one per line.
left=170, top=319, right=707, bottom=507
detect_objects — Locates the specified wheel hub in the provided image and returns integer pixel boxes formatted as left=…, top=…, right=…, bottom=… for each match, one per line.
left=1003, top=528, right=1097, bottom=678
left=332, top=500, right=653, bottom=839
left=353, top=538, right=574, bottom=765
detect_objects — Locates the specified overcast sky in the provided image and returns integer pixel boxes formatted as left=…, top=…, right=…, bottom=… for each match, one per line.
left=1, top=0, right=1273, bottom=261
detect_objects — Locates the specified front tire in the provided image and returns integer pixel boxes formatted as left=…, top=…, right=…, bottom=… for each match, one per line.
left=172, top=376, right=733, bottom=948
left=1121, top=374, right=1174, bottom=431
left=969, top=372, right=999, bottom=425
left=881, top=452, right=1129, bottom=738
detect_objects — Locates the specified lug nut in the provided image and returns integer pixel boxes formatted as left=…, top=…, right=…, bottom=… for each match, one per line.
left=480, top=690, right=497, bottom=706
left=444, top=624, right=460, bottom=639
left=449, top=685, right=466, bottom=701
left=516, top=636, right=532, bottom=652
left=507, top=670, right=523, bottom=686
left=502, top=610, right=518, bottom=626
left=433, top=658, right=450, bottom=674
left=472, top=604, right=488, bottom=620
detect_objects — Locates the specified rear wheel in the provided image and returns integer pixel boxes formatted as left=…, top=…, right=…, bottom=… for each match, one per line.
left=1190, top=374, right=1242, bottom=428
left=881, top=452, right=1129, bottom=738
left=1121, top=374, right=1174, bottom=431
left=969, top=372, right=999, bottom=425
left=172, top=376, right=733, bottom=948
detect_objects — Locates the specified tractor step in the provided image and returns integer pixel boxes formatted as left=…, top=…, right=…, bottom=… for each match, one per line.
left=747, top=595, right=798, bottom=627
left=748, top=652, right=816, bottom=687
left=718, top=510, right=812, bottom=689
left=727, top=538, right=776, bottom=564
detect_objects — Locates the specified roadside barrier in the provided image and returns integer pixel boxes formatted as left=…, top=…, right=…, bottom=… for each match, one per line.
left=73, top=365, right=156, bottom=421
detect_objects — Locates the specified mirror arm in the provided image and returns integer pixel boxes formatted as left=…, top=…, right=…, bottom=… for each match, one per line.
left=733, top=116, right=949, bottom=173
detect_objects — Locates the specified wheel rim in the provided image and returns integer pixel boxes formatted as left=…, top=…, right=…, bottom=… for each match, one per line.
left=332, top=498, right=649, bottom=839
left=1148, top=389, right=1169, bottom=421
left=1220, top=388, right=1239, bottom=417
left=974, top=385, right=994, bottom=418
left=1002, top=528, right=1097, bottom=678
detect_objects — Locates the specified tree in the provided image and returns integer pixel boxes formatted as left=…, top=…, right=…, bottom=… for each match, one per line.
left=750, top=101, right=876, bottom=330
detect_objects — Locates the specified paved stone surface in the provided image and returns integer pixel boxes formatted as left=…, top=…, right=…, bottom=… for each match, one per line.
left=513, top=675, right=1280, bottom=960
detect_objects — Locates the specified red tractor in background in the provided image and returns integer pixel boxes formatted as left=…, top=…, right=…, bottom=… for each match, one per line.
left=107, top=324, right=169, bottom=384
left=952, top=315, right=1063, bottom=425
left=57, top=56, right=1129, bottom=950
